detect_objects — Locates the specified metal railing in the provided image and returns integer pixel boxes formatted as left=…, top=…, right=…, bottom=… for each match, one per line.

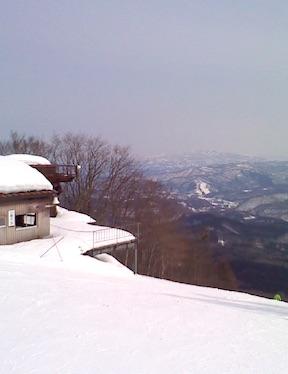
left=55, top=164, right=79, bottom=178
left=90, top=223, right=139, bottom=274
left=92, top=227, right=135, bottom=249
left=50, top=221, right=139, bottom=273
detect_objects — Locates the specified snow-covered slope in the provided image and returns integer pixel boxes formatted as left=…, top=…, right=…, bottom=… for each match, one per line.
left=1, top=262, right=287, bottom=374
left=0, top=209, right=287, bottom=373
left=196, top=181, right=210, bottom=196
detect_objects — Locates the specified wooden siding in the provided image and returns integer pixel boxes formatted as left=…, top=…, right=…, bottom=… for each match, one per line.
left=0, top=198, right=51, bottom=245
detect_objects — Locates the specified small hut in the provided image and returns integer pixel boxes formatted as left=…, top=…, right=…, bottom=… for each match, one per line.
left=0, top=157, right=55, bottom=245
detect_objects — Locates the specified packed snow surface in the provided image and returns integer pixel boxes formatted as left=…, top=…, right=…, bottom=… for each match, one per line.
left=5, top=154, right=51, bottom=165
left=0, top=157, right=53, bottom=193
left=1, top=263, right=288, bottom=374
left=0, top=209, right=287, bottom=373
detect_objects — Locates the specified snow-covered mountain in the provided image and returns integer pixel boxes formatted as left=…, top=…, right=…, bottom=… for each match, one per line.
left=144, top=154, right=288, bottom=220
left=0, top=208, right=288, bottom=373
left=144, top=151, right=262, bottom=169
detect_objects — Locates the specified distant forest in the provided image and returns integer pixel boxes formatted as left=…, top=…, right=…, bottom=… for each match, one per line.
left=0, top=131, right=237, bottom=290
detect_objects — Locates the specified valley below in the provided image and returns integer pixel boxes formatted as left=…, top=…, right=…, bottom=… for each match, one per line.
left=144, top=153, right=288, bottom=300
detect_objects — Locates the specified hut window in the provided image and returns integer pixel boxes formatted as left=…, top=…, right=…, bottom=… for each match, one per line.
left=15, top=213, right=37, bottom=228
left=0, top=217, right=5, bottom=227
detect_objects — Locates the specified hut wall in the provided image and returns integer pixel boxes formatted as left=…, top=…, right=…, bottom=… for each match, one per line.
left=0, top=198, right=51, bottom=245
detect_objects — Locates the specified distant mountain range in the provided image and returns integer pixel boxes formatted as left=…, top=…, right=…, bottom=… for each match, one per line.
left=144, top=152, right=288, bottom=222
left=145, top=151, right=264, bottom=167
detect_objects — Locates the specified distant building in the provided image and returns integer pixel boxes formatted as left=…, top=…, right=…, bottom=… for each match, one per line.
left=0, top=157, right=55, bottom=245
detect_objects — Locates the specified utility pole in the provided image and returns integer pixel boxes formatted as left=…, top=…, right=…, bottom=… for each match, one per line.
left=134, top=222, right=140, bottom=274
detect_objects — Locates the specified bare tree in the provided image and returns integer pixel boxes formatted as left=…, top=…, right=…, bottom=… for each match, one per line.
left=94, top=145, right=142, bottom=225
left=49, top=133, right=109, bottom=215
left=0, top=131, right=51, bottom=156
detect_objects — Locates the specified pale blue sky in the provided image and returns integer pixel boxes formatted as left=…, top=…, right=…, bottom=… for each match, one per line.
left=0, top=1, right=288, bottom=158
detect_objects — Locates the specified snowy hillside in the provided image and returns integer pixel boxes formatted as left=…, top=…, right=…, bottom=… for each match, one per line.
left=0, top=209, right=287, bottom=373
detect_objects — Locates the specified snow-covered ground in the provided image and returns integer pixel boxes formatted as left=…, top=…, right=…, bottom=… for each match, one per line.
left=0, top=207, right=134, bottom=276
left=0, top=209, right=287, bottom=373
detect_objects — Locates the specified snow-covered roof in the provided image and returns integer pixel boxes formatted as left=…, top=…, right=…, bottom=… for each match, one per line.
left=5, top=154, right=51, bottom=165
left=0, top=157, right=53, bottom=194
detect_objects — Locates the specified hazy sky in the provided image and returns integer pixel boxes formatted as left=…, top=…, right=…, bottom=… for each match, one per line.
left=1, top=1, right=288, bottom=158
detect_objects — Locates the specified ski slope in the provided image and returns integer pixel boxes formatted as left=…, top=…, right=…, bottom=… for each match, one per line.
left=1, top=263, right=288, bottom=373
left=0, top=210, right=287, bottom=373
